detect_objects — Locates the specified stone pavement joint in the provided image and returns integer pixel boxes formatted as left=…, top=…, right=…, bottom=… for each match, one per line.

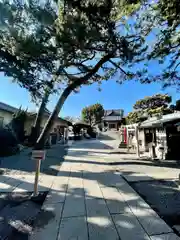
left=30, top=140, right=180, bottom=240
left=62, top=171, right=85, bottom=218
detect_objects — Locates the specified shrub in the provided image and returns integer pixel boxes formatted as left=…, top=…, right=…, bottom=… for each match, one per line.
left=0, top=127, right=19, bottom=157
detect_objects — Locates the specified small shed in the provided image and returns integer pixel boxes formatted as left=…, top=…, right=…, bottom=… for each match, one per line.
left=140, top=112, right=180, bottom=159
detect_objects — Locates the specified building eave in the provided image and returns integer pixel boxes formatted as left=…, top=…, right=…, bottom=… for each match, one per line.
left=103, top=116, right=122, bottom=121
left=0, top=102, right=18, bottom=114
left=140, top=112, right=180, bottom=128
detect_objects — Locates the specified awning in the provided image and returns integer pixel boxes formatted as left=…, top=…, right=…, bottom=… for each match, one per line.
left=140, top=113, right=180, bottom=128
left=73, top=121, right=90, bottom=128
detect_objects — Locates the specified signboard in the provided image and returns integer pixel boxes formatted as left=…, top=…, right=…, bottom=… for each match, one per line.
left=32, top=150, right=46, bottom=161
left=31, top=150, right=46, bottom=196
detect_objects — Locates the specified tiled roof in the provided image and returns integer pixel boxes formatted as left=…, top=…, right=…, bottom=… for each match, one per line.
left=104, top=110, right=113, bottom=116
left=0, top=102, right=18, bottom=113
left=104, top=109, right=124, bottom=117
left=0, top=102, right=72, bottom=125
left=30, top=111, right=72, bottom=125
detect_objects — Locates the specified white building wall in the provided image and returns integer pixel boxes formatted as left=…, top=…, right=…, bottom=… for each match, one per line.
left=0, top=110, right=13, bottom=126
left=24, top=116, right=69, bottom=135
left=155, top=128, right=167, bottom=159
left=126, top=124, right=146, bottom=151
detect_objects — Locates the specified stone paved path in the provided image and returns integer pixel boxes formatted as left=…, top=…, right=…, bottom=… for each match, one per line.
left=30, top=140, right=180, bottom=240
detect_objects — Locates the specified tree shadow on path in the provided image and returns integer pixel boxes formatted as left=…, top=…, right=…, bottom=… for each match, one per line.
left=0, top=145, right=68, bottom=176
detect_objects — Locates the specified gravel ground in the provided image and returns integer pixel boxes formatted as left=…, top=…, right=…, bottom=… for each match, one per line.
left=130, top=180, right=180, bottom=234
left=0, top=192, right=47, bottom=239
left=0, top=144, right=68, bottom=239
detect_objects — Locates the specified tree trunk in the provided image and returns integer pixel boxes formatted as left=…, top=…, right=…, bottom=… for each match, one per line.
left=35, top=85, right=73, bottom=149
left=30, top=90, right=50, bottom=145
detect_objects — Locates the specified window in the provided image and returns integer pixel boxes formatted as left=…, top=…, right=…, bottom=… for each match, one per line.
left=0, top=117, right=4, bottom=127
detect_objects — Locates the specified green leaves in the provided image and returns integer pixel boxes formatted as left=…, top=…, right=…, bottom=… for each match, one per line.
left=158, top=0, right=180, bottom=27
left=0, top=0, right=58, bottom=97
left=126, top=94, right=173, bottom=124
left=0, top=0, right=149, bottom=100
left=115, top=0, right=141, bottom=19
left=134, top=0, right=180, bottom=86
left=133, top=94, right=172, bottom=110
left=82, top=103, right=104, bottom=126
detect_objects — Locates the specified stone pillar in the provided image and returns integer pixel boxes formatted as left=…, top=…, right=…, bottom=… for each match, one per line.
left=135, top=125, right=140, bottom=158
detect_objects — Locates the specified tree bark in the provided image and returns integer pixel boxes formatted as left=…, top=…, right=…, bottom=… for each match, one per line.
left=35, top=85, right=73, bottom=149
left=30, top=90, right=50, bottom=145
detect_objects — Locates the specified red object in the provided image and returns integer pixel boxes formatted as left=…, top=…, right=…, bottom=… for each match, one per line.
left=124, top=127, right=127, bottom=144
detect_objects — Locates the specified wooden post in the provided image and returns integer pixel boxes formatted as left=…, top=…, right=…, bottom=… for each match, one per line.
left=127, top=127, right=130, bottom=152
left=136, top=125, right=140, bottom=158
left=124, top=127, right=127, bottom=145
left=34, top=159, right=41, bottom=196
left=32, top=150, right=45, bottom=197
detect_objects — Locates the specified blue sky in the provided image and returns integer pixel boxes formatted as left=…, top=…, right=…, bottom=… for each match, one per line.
left=1, top=72, right=180, bottom=118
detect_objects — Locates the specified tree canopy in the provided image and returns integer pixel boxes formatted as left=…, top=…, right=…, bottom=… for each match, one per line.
left=133, top=0, right=180, bottom=87
left=1, top=0, right=179, bottom=93
left=30, top=0, right=147, bottom=148
left=2, top=0, right=144, bottom=148
left=126, top=94, right=173, bottom=124
left=133, top=94, right=172, bottom=111
left=82, top=103, right=104, bottom=126
left=0, top=0, right=146, bottom=93
left=0, top=0, right=58, bottom=97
